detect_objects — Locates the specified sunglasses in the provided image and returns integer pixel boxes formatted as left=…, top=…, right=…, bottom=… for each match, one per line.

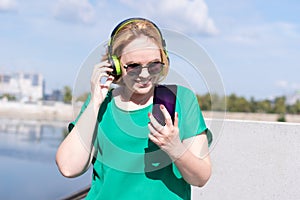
left=123, top=61, right=164, bottom=76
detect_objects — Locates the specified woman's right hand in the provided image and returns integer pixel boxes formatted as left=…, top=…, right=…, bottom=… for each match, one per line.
left=90, top=60, right=115, bottom=111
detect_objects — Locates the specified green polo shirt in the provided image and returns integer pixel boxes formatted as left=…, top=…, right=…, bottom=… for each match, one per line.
left=70, top=85, right=212, bottom=200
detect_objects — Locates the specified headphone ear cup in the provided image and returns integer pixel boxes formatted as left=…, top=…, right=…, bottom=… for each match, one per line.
left=164, top=49, right=169, bottom=62
left=110, top=55, right=122, bottom=76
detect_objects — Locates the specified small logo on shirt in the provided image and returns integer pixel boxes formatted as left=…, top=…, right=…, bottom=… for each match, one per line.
left=151, top=162, right=160, bottom=167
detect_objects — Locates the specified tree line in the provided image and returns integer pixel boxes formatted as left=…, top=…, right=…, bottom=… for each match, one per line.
left=197, top=93, right=300, bottom=115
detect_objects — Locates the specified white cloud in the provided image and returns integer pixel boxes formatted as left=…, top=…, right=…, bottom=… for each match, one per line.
left=224, top=21, right=300, bottom=51
left=53, top=0, right=96, bottom=24
left=274, top=22, right=300, bottom=41
left=276, top=80, right=300, bottom=91
left=120, top=0, right=218, bottom=35
left=276, top=80, right=289, bottom=88
left=0, top=0, right=18, bottom=12
left=291, top=83, right=300, bottom=90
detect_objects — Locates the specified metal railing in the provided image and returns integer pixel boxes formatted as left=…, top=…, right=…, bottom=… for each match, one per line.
left=60, top=185, right=90, bottom=200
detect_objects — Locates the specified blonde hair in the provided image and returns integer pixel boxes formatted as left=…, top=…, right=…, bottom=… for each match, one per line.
left=103, top=18, right=169, bottom=83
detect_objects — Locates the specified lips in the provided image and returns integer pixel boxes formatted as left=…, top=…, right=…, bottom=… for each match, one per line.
left=136, top=79, right=152, bottom=88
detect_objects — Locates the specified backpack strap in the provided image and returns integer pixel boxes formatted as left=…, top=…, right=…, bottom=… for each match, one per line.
left=152, top=84, right=177, bottom=125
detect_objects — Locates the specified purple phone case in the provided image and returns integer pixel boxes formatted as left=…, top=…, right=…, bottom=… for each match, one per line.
left=152, top=85, right=177, bottom=125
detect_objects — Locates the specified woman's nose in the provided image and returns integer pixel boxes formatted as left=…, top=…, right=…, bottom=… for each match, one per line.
left=138, top=67, right=150, bottom=78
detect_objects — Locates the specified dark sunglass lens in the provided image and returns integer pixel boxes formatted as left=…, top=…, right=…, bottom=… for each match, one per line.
left=126, top=63, right=140, bottom=70
left=126, top=63, right=142, bottom=75
left=148, top=62, right=163, bottom=74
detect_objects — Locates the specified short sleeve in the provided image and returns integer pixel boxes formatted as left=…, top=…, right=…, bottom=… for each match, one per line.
left=176, top=86, right=208, bottom=140
left=173, top=86, right=213, bottom=179
left=67, top=94, right=91, bottom=132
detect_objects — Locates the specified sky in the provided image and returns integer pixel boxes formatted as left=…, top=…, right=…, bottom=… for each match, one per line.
left=0, top=0, right=299, bottom=100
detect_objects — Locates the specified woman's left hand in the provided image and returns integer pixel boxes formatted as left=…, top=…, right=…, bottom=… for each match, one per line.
left=148, top=105, right=185, bottom=160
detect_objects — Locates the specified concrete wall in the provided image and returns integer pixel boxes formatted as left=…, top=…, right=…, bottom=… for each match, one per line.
left=0, top=101, right=73, bottom=121
left=192, top=120, right=300, bottom=200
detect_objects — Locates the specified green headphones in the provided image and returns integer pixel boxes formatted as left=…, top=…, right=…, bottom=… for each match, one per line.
left=107, top=17, right=168, bottom=78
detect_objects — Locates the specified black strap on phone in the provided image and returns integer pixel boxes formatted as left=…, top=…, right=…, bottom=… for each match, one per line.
left=152, top=84, right=177, bottom=125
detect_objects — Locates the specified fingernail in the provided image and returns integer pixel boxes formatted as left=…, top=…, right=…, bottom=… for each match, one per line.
left=160, top=104, right=164, bottom=109
left=148, top=112, right=151, bottom=117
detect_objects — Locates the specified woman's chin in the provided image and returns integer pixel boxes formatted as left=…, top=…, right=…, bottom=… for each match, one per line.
left=132, top=82, right=153, bottom=94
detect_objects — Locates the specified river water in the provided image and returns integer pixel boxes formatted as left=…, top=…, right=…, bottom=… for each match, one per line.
left=0, top=118, right=91, bottom=200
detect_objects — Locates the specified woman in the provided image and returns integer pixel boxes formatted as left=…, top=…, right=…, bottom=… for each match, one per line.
left=56, top=17, right=212, bottom=200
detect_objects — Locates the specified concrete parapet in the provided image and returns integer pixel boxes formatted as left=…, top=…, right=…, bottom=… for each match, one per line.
left=0, top=101, right=73, bottom=122
left=1, top=101, right=300, bottom=123
left=193, top=119, right=300, bottom=200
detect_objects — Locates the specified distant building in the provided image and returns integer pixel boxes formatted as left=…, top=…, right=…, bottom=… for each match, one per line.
left=0, top=72, right=44, bottom=102
left=44, top=89, right=64, bottom=102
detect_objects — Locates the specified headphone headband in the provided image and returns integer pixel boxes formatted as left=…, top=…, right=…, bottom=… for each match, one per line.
left=109, top=17, right=166, bottom=50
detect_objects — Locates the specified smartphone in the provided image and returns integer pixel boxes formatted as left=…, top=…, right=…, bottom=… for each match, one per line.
left=152, top=85, right=177, bottom=125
